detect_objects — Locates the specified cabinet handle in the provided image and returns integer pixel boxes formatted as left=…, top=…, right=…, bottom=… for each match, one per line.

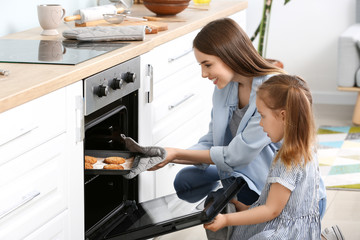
left=145, top=64, right=154, bottom=103
left=168, top=93, right=194, bottom=110
left=168, top=49, right=193, bottom=63
left=0, top=190, right=40, bottom=220
left=0, top=124, right=38, bottom=147
left=75, top=96, right=84, bottom=143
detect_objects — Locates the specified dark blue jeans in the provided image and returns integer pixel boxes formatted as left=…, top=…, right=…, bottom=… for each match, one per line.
left=174, top=165, right=258, bottom=205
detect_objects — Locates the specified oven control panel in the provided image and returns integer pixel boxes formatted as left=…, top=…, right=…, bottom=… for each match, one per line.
left=84, top=57, right=140, bottom=116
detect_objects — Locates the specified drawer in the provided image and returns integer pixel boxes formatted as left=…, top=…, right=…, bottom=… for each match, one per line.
left=151, top=30, right=199, bottom=83
left=154, top=111, right=212, bottom=197
left=0, top=135, right=68, bottom=240
left=156, top=110, right=212, bottom=149
left=0, top=88, right=67, bottom=165
left=25, top=210, right=69, bottom=240
left=155, top=163, right=186, bottom=198
left=151, top=64, right=213, bottom=144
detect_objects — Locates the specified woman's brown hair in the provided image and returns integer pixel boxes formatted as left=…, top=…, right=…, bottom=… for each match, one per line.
left=193, top=18, right=285, bottom=77
left=257, top=74, right=316, bottom=167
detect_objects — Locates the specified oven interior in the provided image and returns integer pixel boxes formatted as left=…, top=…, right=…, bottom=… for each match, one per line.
left=84, top=92, right=139, bottom=238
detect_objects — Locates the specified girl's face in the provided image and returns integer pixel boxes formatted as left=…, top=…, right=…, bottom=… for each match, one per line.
left=256, top=97, right=285, bottom=143
left=194, top=48, right=235, bottom=89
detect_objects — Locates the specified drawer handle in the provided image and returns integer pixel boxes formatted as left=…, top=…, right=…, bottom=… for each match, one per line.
left=0, top=124, right=38, bottom=147
left=0, top=190, right=40, bottom=220
left=168, top=93, right=194, bottom=110
left=168, top=49, right=193, bottom=63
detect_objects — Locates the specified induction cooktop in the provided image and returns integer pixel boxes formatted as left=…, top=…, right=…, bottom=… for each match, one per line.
left=0, top=39, right=129, bottom=65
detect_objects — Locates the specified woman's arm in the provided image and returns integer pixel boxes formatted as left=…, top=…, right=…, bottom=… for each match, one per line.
left=204, top=183, right=291, bottom=232
left=148, top=148, right=214, bottom=170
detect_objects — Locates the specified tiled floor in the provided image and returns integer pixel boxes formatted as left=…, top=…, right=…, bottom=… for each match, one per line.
left=315, top=104, right=360, bottom=240
left=155, top=104, right=360, bottom=240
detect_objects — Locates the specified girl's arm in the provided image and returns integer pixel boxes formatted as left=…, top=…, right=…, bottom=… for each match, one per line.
left=204, top=183, right=291, bottom=232
left=230, top=199, right=250, bottom=212
left=148, top=148, right=214, bottom=170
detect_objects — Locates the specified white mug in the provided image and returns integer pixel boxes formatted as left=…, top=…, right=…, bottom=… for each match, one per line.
left=37, top=4, right=66, bottom=36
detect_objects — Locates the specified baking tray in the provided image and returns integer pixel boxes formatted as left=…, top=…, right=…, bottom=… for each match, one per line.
left=84, top=150, right=139, bottom=175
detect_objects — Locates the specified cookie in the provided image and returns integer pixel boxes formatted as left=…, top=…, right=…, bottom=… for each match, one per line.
left=85, top=162, right=93, bottom=169
left=85, top=155, right=97, bottom=164
left=104, top=156, right=126, bottom=164
left=103, top=164, right=124, bottom=170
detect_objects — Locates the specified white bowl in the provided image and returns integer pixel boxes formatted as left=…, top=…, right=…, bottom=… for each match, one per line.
left=103, top=14, right=125, bottom=24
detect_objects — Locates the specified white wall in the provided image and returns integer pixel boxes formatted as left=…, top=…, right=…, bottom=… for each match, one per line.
left=0, top=0, right=96, bottom=37
left=246, top=0, right=358, bottom=105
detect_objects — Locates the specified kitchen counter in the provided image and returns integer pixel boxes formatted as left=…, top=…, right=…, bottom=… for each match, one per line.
left=0, top=0, right=247, bottom=113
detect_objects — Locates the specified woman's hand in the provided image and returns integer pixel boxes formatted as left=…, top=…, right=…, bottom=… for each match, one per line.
left=147, top=147, right=177, bottom=171
left=203, top=214, right=227, bottom=232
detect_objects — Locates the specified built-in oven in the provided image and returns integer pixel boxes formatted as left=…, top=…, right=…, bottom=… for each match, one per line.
left=82, top=56, right=246, bottom=240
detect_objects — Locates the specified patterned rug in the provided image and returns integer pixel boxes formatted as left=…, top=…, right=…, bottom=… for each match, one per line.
left=317, top=126, right=360, bottom=190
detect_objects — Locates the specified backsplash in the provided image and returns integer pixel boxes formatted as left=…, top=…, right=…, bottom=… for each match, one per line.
left=0, top=0, right=96, bottom=37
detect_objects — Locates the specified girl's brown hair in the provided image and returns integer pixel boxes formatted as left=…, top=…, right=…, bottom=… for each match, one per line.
left=257, top=74, right=316, bottom=167
left=193, top=18, right=285, bottom=77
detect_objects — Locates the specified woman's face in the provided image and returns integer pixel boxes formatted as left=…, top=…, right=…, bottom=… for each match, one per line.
left=256, top=96, right=285, bottom=143
left=194, top=48, right=235, bottom=89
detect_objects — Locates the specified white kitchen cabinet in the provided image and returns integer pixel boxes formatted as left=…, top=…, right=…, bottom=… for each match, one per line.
left=138, top=11, right=246, bottom=200
left=0, top=82, right=84, bottom=240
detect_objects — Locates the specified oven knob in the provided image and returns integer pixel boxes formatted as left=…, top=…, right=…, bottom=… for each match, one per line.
left=124, top=72, right=136, bottom=83
left=97, top=85, right=109, bottom=97
left=112, top=77, right=123, bottom=90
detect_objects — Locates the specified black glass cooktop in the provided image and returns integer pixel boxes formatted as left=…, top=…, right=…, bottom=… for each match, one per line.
left=0, top=39, right=129, bottom=65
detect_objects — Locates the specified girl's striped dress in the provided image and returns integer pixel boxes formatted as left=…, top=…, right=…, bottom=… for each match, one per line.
left=230, top=154, right=321, bottom=240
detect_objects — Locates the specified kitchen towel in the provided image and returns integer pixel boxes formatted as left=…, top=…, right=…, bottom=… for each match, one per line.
left=120, top=134, right=166, bottom=179
left=62, top=25, right=145, bottom=42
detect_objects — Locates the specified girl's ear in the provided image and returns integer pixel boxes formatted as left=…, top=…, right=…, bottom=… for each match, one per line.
left=280, top=110, right=286, bottom=124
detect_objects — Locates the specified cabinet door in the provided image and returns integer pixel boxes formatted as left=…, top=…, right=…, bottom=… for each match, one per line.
left=24, top=211, right=69, bottom=240
left=0, top=81, right=84, bottom=240
left=64, top=81, right=84, bottom=239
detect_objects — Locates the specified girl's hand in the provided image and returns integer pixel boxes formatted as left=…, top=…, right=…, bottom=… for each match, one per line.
left=147, top=147, right=176, bottom=171
left=203, top=214, right=227, bottom=232
left=230, top=199, right=250, bottom=212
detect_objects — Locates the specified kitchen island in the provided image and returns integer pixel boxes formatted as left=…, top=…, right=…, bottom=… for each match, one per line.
left=0, top=0, right=247, bottom=113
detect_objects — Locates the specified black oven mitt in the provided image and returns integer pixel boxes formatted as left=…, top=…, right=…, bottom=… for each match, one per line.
left=120, top=134, right=167, bottom=179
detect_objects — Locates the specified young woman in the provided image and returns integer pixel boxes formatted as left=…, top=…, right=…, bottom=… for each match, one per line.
left=149, top=18, right=326, bottom=216
left=204, top=74, right=321, bottom=239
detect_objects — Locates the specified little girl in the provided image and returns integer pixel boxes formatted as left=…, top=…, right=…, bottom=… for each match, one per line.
left=204, top=74, right=321, bottom=239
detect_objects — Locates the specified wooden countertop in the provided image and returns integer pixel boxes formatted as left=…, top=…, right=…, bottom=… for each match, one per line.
left=0, top=0, right=247, bottom=113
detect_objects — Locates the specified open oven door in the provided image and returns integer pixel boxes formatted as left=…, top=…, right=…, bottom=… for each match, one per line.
left=85, top=176, right=246, bottom=240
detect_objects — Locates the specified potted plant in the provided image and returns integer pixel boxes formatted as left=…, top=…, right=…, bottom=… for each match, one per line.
left=250, top=0, right=292, bottom=68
